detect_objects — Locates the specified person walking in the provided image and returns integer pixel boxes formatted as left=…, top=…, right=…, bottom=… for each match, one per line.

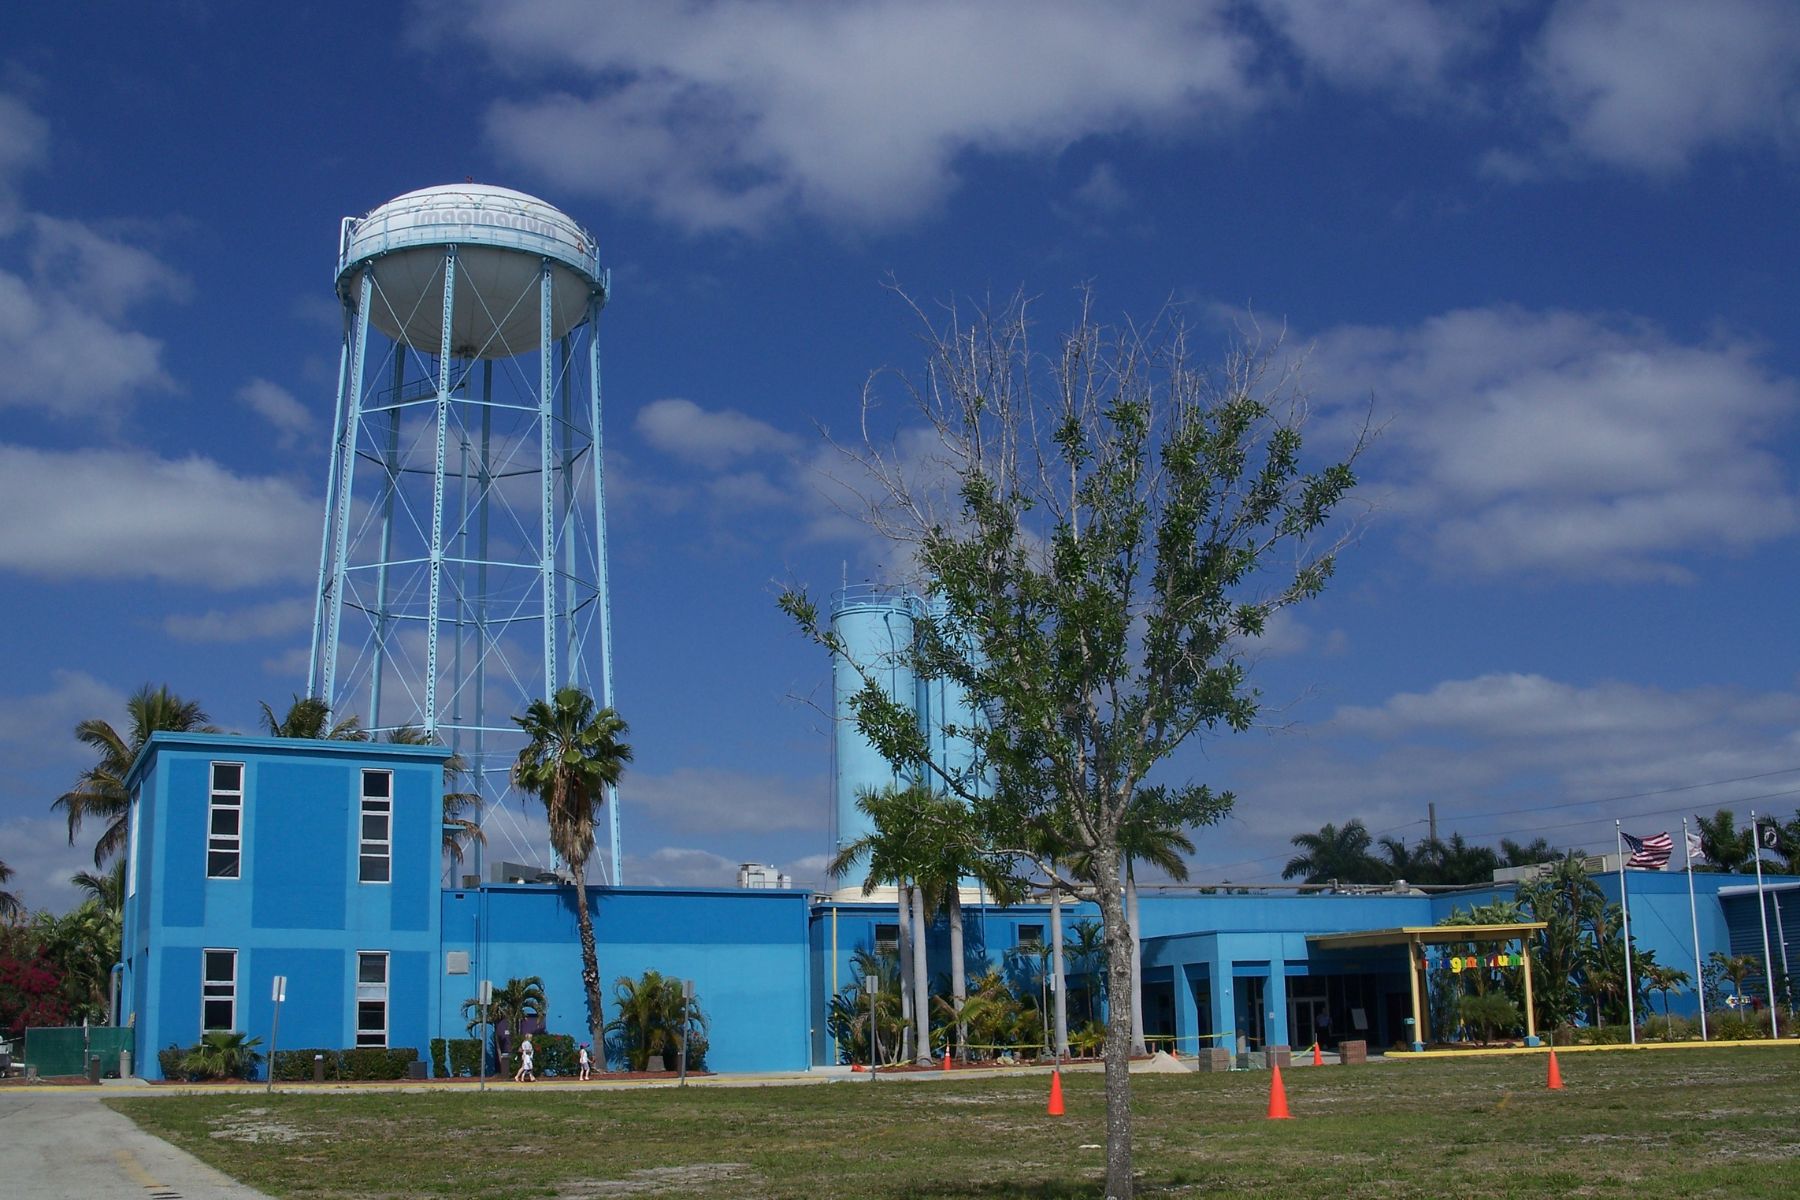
left=515, top=1035, right=535, bottom=1082
left=578, top=1042, right=592, bottom=1081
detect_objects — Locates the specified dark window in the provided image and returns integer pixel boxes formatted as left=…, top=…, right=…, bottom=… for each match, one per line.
left=359, top=770, right=392, bottom=883
left=202, top=949, right=236, bottom=1031
left=355, top=952, right=388, bottom=1047
left=1018, top=924, right=1044, bottom=948
left=207, top=763, right=244, bottom=879
left=874, top=923, right=899, bottom=954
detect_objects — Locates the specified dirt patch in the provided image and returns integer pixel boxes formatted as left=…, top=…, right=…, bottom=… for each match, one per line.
left=558, top=1163, right=752, bottom=1196
left=208, top=1106, right=308, bottom=1144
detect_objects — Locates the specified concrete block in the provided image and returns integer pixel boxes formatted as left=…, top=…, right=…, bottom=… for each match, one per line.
left=1338, top=1039, right=1367, bottom=1065
left=1194, top=1048, right=1234, bottom=1072
left=1264, top=1045, right=1291, bottom=1069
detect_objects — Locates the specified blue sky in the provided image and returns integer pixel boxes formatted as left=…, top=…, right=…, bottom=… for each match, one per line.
left=4, top=0, right=1800, bottom=911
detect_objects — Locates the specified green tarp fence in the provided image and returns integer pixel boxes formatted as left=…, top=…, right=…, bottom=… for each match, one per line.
left=21, top=1026, right=133, bottom=1078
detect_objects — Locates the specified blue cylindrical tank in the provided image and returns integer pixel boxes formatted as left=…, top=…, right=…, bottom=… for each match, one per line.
left=915, top=595, right=983, bottom=798
left=830, top=588, right=917, bottom=864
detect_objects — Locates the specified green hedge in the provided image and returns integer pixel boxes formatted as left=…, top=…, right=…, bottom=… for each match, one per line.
left=430, top=1037, right=483, bottom=1077
left=535, top=1033, right=576, bottom=1076
left=157, top=1044, right=187, bottom=1080
left=268, top=1046, right=419, bottom=1081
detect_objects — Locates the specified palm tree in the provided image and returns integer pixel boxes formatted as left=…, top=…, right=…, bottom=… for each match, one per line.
left=605, top=970, right=708, bottom=1071
left=512, top=688, right=632, bottom=1050
left=71, top=860, right=124, bottom=913
left=1516, top=852, right=1605, bottom=1029
left=1283, top=820, right=1380, bottom=885
left=830, top=784, right=949, bottom=1064
left=1377, top=835, right=1430, bottom=883
left=55, top=685, right=216, bottom=866
left=1644, top=963, right=1691, bottom=1037
left=1499, top=837, right=1559, bottom=868
left=386, top=726, right=485, bottom=870
left=0, top=860, right=22, bottom=922
left=1695, top=810, right=1754, bottom=873
left=257, top=694, right=367, bottom=740
left=181, top=1030, right=264, bottom=1080
left=1713, top=952, right=1760, bottom=1006
left=462, top=974, right=545, bottom=1075
left=1433, top=834, right=1501, bottom=885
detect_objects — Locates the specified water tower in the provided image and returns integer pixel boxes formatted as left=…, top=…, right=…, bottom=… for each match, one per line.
left=307, top=184, right=621, bottom=882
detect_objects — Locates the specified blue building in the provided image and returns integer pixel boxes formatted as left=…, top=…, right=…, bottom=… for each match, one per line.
left=120, top=731, right=1799, bottom=1078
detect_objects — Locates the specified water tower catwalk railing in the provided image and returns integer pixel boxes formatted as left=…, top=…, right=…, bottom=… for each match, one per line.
left=308, top=184, right=620, bottom=884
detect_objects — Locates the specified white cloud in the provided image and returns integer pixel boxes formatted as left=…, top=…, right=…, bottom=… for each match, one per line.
left=0, top=443, right=319, bottom=588
left=636, top=397, right=800, bottom=467
left=625, top=766, right=827, bottom=835
left=0, top=671, right=127, bottom=764
left=1523, top=0, right=1800, bottom=174
left=0, top=93, right=48, bottom=225
left=164, top=597, right=314, bottom=643
left=0, top=813, right=102, bottom=915
left=436, top=0, right=1264, bottom=233
left=1255, top=0, right=1488, bottom=92
left=237, top=378, right=312, bottom=446
left=1195, top=672, right=1800, bottom=875
left=1308, top=306, right=1800, bottom=580
left=1071, top=162, right=1130, bottom=214
left=625, top=846, right=743, bottom=888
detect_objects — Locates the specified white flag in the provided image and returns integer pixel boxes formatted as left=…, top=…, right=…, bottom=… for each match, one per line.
left=1685, top=831, right=1705, bottom=865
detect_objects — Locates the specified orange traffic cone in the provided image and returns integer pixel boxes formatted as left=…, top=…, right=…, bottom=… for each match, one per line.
left=1546, top=1051, right=1564, bottom=1091
left=1047, top=1069, right=1066, bottom=1116
left=851, top=1062, right=864, bottom=1073
left=1311, top=1042, right=1323, bottom=1066
left=1267, top=1065, right=1293, bottom=1119
left=943, top=1046, right=953, bottom=1071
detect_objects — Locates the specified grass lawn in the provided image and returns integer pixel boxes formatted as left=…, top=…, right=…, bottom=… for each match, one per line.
left=110, top=1048, right=1800, bottom=1199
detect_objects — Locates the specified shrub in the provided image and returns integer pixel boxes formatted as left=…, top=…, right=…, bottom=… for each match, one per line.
left=1458, top=993, right=1521, bottom=1043
left=341, top=1046, right=417, bottom=1080
left=157, top=1043, right=189, bottom=1081
left=180, top=1031, right=264, bottom=1081
left=536, top=1033, right=576, bottom=1077
left=430, top=1038, right=449, bottom=1078
left=271, top=1049, right=340, bottom=1081
left=446, top=1037, right=483, bottom=1077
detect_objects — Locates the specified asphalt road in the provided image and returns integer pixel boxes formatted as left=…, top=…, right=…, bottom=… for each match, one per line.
left=0, top=1088, right=272, bottom=1199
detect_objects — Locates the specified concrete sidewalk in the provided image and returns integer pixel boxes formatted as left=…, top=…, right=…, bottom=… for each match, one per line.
left=0, top=1089, right=274, bottom=1199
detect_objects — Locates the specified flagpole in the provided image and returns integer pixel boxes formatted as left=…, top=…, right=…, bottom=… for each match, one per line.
left=1752, top=810, right=1779, bottom=1038
left=1684, top=817, right=1707, bottom=1041
left=1616, top=821, right=1638, bottom=1044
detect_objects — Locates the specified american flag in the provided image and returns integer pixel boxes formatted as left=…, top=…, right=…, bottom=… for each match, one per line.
left=1622, top=830, right=1674, bottom=870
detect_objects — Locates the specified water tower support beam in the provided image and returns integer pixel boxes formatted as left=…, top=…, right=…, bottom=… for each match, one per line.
left=308, top=336, right=352, bottom=699
left=588, top=289, right=621, bottom=885
left=538, top=262, right=558, bottom=699
left=322, top=270, right=375, bottom=711
left=368, top=351, right=404, bottom=731
left=423, top=249, right=458, bottom=735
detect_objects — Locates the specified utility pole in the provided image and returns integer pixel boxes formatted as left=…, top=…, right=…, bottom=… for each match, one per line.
left=1428, top=803, right=1438, bottom=844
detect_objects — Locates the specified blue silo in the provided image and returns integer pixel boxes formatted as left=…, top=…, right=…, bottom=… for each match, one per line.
left=915, top=595, right=985, bottom=800
left=830, top=587, right=917, bottom=868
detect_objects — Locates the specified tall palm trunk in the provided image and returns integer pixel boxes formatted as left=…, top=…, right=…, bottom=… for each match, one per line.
left=1128, top=865, right=1146, bottom=1055
left=911, top=881, right=932, bottom=1063
left=572, top=868, right=604, bottom=1048
left=896, top=884, right=913, bottom=1064
left=1051, top=889, right=1069, bottom=1057
left=948, top=888, right=967, bottom=1059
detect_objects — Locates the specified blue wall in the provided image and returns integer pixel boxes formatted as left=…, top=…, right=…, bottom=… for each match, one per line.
left=439, top=885, right=814, bottom=1073
left=122, top=733, right=449, bottom=1078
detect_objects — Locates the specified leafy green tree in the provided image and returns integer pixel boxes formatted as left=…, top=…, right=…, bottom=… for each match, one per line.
left=1516, top=852, right=1605, bottom=1029
left=257, top=694, right=367, bottom=740
left=1696, top=809, right=1754, bottom=873
left=782, top=292, right=1359, bottom=1197
left=512, top=688, right=632, bottom=1050
left=55, top=685, right=216, bottom=866
left=1377, top=835, right=1431, bottom=882
left=1458, top=992, right=1521, bottom=1044
left=0, top=860, right=21, bottom=922
left=1712, top=951, right=1760, bottom=1003
left=31, top=899, right=119, bottom=1024
left=1432, top=834, right=1501, bottom=885
left=1284, top=820, right=1380, bottom=885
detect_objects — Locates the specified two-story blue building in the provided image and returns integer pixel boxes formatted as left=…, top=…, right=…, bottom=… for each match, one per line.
left=120, top=732, right=1799, bottom=1078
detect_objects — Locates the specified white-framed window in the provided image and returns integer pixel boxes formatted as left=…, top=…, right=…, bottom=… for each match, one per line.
left=202, top=948, right=237, bottom=1031
left=1017, top=924, right=1045, bottom=949
left=359, top=769, right=392, bottom=884
left=207, top=762, right=244, bottom=879
left=126, top=789, right=140, bottom=899
left=355, top=951, right=389, bottom=1047
left=874, top=923, right=899, bottom=955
